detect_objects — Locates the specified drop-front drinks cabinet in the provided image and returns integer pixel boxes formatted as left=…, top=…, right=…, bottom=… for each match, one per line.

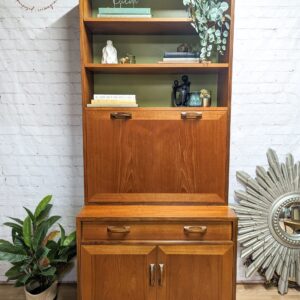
left=77, top=0, right=237, bottom=299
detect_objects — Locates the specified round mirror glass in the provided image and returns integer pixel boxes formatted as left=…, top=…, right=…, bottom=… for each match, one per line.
left=278, top=204, right=300, bottom=236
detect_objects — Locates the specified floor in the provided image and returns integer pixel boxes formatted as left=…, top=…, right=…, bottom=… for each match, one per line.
left=0, top=284, right=299, bottom=299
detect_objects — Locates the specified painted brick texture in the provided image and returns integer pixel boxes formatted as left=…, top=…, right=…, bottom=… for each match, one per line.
left=0, top=0, right=300, bottom=283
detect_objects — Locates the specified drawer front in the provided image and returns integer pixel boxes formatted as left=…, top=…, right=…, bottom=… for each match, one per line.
left=82, top=222, right=232, bottom=242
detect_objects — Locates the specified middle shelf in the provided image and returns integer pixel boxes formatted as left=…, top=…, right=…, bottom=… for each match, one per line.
left=85, top=63, right=229, bottom=74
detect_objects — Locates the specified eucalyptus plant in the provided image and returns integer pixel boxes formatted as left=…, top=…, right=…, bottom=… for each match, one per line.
left=0, top=195, right=76, bottom=294
left=183, top=0, right=231, bottom=60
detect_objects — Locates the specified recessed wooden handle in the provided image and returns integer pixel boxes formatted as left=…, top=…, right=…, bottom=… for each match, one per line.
left=184, top=226, right=207, bottom=234
left=181, top=112, right=202, bottom=120
left=158, top=264, right=164, bottom=286
left=107, top=226, right=130, bottom=234
left=110, top=112, right=132, bottom=120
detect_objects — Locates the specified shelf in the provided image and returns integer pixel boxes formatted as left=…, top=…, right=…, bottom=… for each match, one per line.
left=84, top=17, right=196, bottom=35
left=84, top=107, right=228, bottom=111
left=85, top=63, right=229, bottom=74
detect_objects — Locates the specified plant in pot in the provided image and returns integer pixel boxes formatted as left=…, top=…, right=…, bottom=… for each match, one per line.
left=0, top=195, right=76, bottom=300
left=183, top=0, right=231, bottom=61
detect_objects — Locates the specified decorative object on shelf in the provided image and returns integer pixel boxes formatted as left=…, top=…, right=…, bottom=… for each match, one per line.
left=183, top=0, right=231, bottom=61
left=0, top=195, right=76, bottom=300
left=177, top=43, right=192, bottom=53
left=233, top=149, right=300, bottom=295
left=16, top=0, right=57, bottom=11
left=172, top=75, right=191, bottom=107
left=101, top=40, right=118, bottom=64
left=120, top=54, right=136, bottom=64
left=187, top=91, right=202, bottom=107
left=200, top=89, right=212, bottom=107
left=113, top=0, right=139, bottom=8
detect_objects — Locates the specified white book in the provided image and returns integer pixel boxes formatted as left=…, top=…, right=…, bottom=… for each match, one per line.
left=91, top=100, right=137, bottom=105
left=93, top=94, right=136, bottom=100
left=87, top=104, right=139, bottom=108
left=97, top=14, right=152, bottom=18
left=163, top=57, right=200, bottom=62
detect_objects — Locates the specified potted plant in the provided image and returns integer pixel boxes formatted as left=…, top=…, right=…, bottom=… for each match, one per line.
left=0, top=195, right=76, bottom=300
left=183, top=0, right=231, bottom=61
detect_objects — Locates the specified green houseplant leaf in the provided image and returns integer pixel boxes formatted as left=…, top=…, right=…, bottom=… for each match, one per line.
left=0, top=195, right=76, bottom=295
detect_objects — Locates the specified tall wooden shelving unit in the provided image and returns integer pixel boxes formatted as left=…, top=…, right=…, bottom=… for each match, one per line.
left=77, top=0, right=237, bottom=299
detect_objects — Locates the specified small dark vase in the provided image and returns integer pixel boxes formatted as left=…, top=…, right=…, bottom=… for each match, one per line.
left=172, top=75, right=191, bottom=107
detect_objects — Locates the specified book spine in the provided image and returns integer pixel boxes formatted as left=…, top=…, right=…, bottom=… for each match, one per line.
left=98, top=8, right=151, bottom=15
left=87, top=104, right=139, bottom=108
left=164, top=52, right=199, bottom=58
left=93, top=94, right=136, bottom=100
left=163, top=58, right=199, bottom=62
left=97, top=14, right=152, bottom=18
left=91, top=100, right=136, bottom=105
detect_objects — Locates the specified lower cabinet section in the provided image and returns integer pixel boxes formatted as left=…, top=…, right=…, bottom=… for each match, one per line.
left=80, top=244, right=233, bottom=300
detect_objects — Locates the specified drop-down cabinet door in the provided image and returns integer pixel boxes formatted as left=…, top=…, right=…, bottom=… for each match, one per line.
left=157, top=244, right=234, bottom=300
left=85, top=109, right=228, bottom=204
left=80, top=245, right=157, bottom=300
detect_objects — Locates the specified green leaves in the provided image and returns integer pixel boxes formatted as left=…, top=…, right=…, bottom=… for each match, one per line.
left=183, top=0, right=231, bottom=60
left=0, top=240, right=27, bottom=263
left=34, top=195, right=52, bottom=219
left=23, top=216, right=32, bottom=248
left=0, top=195, right=76, bottom=292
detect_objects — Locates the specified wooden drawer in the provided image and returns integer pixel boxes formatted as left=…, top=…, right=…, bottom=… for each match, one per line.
left=81, top=222, right=232, bottom=241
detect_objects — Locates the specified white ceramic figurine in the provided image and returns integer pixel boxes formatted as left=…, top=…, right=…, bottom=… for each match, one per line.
left=101, top=40, right=118, bottom=64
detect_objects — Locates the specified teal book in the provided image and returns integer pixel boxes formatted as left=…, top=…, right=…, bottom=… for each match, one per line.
left=98, top=7, right=151, bottom=15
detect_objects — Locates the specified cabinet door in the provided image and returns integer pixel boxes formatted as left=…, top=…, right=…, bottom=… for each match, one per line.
left=157, top=244, right=233, bottom=300
left=85, top=109, right=228, bottom=204
left=81, top=245, right=156, bottom=300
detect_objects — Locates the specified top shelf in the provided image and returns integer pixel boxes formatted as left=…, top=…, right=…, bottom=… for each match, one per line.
left=84, top=17, right=196, bottom=35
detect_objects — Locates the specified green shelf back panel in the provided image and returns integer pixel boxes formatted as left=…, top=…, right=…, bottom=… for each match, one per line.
left=91, top=0, right=188, bottom=17
left=94, top=73, right=218, bottom=107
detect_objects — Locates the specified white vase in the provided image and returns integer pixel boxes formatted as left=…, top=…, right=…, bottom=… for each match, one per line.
left=24, top=281, right=58, bottom=300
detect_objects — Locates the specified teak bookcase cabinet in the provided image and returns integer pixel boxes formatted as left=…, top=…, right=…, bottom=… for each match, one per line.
left=77, top=0, right=237, bottom=299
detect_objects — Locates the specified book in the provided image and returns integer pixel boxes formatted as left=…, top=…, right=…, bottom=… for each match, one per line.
left=164, top=52, right=200, bottom=58
left=93, top=94, right=136, bottom=100
left=98, top=7, right=151, bottom=15
left=158, top=61, right=200, bottom=64
left=87, top=104, right=139, bottom=108
left=162, top=57, right=199, bottom=62
left=91, top=100, right=137, bottom=105
left=97, top=14, right=152, bottom=18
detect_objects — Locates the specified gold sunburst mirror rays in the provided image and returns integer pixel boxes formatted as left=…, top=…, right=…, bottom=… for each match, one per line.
left=233, top=149, right=300, bottom=295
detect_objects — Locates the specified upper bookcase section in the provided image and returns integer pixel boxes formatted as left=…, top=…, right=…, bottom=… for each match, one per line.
left=82, top=0, right=232, bottom=36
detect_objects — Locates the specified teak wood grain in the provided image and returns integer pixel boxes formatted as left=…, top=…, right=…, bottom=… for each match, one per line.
left=81, top=221, right=232, bottom=242
left=85, top=109, right=228, bottom=204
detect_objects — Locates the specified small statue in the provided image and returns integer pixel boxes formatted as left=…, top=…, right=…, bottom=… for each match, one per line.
left=172, top=75, right=191, bottom=107
left=101, top=40, right=118, bottom=64
left=119, top=54, right=136, bottom=64
left=177, top=43, right=192, bottom=53
left=200, top=89, right=211, bottom=107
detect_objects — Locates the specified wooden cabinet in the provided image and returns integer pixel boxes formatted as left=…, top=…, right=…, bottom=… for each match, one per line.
left=85, top=108, right=228, bottom=205
left=78, top=0, right=236, bottom=299
left=77, top=206, right=237, bottom=300
left=80, top=244, right=233, bottom=300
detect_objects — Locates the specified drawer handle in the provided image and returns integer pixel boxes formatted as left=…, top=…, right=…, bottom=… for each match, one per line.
left=111, top=112, right=132, bottom=120
left=158, top=264, right=164, bottom=286
left=149, top=264, right=156, bottom=287
left=107, top=226, right=131, bottom=234
left=181, top=112, right=202, bottom=120
left=184, top=226, right=207, bottom=234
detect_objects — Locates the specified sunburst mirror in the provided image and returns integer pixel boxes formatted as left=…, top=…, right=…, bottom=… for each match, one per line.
left=233, top=149, right=300, bottom=295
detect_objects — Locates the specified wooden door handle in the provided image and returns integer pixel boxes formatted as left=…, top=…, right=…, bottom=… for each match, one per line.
left=181, top=112, right=202, bottom=120
left=184, top=226, right=207, bottom=234
left=107, top=226, right=130, bottom=234
left=110, top=112, right=132, bottom=120
left=149, top=264, right=156, bottom=286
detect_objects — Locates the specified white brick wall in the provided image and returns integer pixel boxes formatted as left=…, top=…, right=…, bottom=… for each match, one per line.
left=0, top=0, right=300, bottom=283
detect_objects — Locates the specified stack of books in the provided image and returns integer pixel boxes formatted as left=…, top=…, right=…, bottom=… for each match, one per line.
left=97, top=8, right=152, bottom=18
left=87, top=94, right=138, bottom=108
left=160, top=52, right=200, bottom=64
